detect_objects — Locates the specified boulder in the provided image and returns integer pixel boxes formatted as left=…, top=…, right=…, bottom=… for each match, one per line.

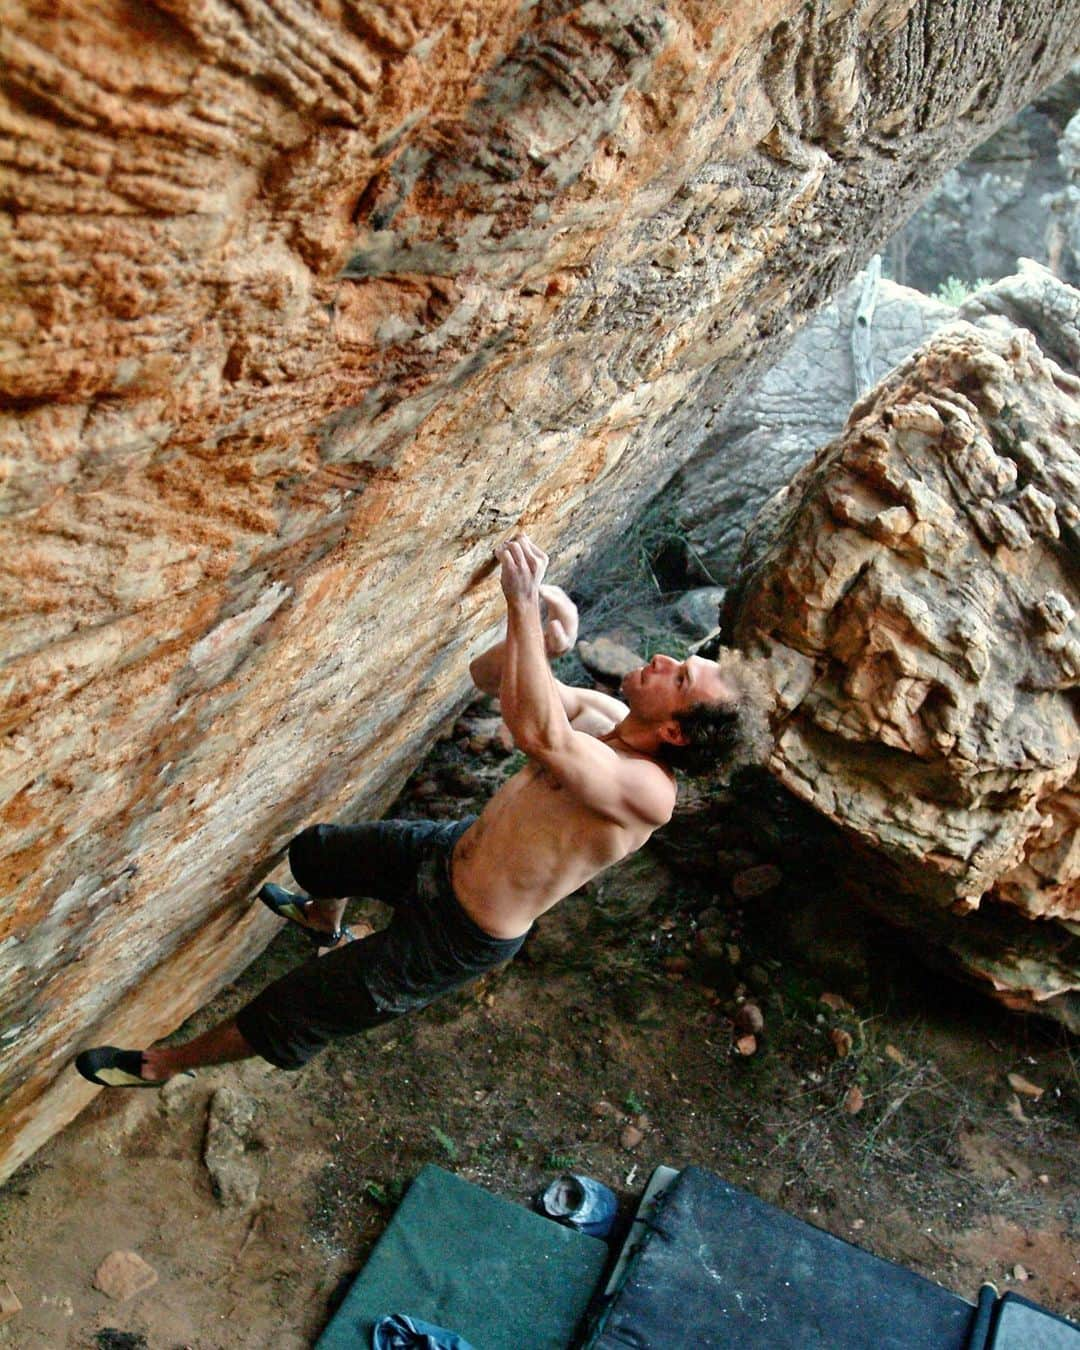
left=1, top=0, right=1077, bottom=1180
left=725, top=264, right=1080, bottom=1028
left=670, top=587, right=728, bottom=639
left=578, top=636, right=645, bottom=685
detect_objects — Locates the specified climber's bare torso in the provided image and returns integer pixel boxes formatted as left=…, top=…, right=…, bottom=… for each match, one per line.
left=453, top=535, right=736, bottom=941
left=452, top=691, right=674, bottom=939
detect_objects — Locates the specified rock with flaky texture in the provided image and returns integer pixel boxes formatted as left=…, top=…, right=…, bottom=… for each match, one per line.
left=725, top=263, right=1080, bottom=1028
left=1, top=2, right=1078, bottom=1181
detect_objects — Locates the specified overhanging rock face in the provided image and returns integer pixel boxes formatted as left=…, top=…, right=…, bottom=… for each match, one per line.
left=725, top=264, right=1080, bottom=1028
left=1, top=3, right=1078, bottom=1179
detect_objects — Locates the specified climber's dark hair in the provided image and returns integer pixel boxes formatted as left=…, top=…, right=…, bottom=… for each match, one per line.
left=657, top=650, right=774, bottom=779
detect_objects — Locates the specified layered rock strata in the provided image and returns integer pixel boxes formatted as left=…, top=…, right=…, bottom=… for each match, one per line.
left=1, top=2, right=1078, bottom=1179
left=725, top=264, right=1080, bottom=1027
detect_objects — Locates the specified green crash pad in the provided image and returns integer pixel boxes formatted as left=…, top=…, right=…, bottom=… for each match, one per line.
left=316, top=1165, right=609, bottom=1350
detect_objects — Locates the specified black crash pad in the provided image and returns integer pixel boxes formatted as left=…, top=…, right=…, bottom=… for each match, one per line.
left=586, top=1165, right=976, bottom=1349
left=316, top=1164, right=608, bottom=1350
left=986, top=1292, right=1080, bottom=1349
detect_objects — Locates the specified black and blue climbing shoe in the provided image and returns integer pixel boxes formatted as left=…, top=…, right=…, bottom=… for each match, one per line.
left=258, top=883, right=353, bottom=949
left=75, top=1046, right=165, bottom=1089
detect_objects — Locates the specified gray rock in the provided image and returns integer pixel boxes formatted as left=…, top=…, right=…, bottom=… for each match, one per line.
left=578, top=636, right=643, bottom=684
left=158, top=1071, right=198, bottom=1117
left=203, top=1088, right=260, bottom=1209
left=1050, top=99, right=1080, bottom=283
left=661, top=274, right=954, bottom=580
left=888, top=70, right=1079, bottom=292
left=670, top=587, right=726, bottom=637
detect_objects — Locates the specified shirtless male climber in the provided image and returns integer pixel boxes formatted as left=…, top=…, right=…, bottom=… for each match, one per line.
left=76, top=534, right=771, bottom=1089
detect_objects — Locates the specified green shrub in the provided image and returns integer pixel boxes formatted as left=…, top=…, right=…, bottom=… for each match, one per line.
left=934, top=275, right=991, bottom=306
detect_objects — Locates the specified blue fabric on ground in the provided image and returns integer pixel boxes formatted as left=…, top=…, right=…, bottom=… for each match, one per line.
left=372, top=1312, right=477, bottom=1350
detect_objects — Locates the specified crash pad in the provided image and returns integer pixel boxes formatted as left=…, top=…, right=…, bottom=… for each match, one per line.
left=984, top=1291, right=1080, bottom=1349
left=584, top=1165, right=977, bottom=1348
left=316, top=1164, right=608, bottom=1350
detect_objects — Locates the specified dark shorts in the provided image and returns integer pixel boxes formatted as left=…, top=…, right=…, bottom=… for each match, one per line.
left=235, top=818, right=527, bottom=1070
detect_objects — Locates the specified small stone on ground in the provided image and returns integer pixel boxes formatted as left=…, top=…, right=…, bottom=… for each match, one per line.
left=0, top=1280, right=21, bottom=1323
left=843, top=1085, right=865, bottom=1115
left=620, top=1124, right=644, bottom=1150
left=93, top=1251, right=158, bottom=1302
left=731, top=864, right=783, bottom=899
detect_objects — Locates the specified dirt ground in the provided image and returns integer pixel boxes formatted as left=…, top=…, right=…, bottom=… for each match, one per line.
left=1, top=697, right=1078, bottom=1349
